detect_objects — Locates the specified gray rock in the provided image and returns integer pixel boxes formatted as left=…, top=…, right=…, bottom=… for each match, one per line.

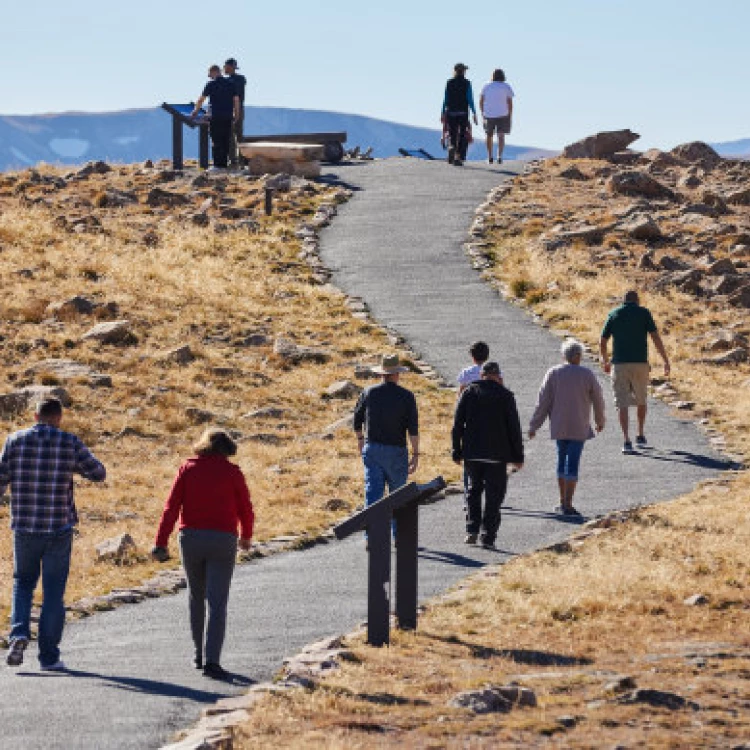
left=185, top=407, right=218, bottom=425
left=448, top=685, right=536, bottom=713
left=706, top=258, right=737, bottom=275
left=323, top=380, right=362, bottom=399
left=82, top=320, right=134, bottom=345
left=75, top=161, right=112, bottom=178
left=684, top=593, right=709, bottom=606
left=25, top=359, right=111, bottom=387
left=0, top=385, right=72, bottom=417
left=725, top=187, right=750, bottom=206
left=190, top=212, right=210, bottom=227
left=46, top=296, right=95, bottom=317
left=709, top=347, right=748, bottom=365
left=145, top=188, right=189, bottom=207
left=273, top=337, right=329, bottom=364
left=562, top=130, right=640, bottom=159
left=670, top=141, right=721, bottom=168
left=638, top=251, right=657, bottom=270
left=608, top=171, right=675, bottom=201
left=265, top=173, right=292, bottom=192
left=620, top=214, right=662, bottom=241
left=161, top=345, right=195, bottom=365
left=618, top=688, right=699, bottom=710
left=558, top=165, right=588, bottom=180
left=728, top=284, right=750, bottom=308
left=658, top=255, right=691, bottom=272
left=95, top=533, right=136, bottom=562
left=604, top=675, right=637, bottom=693
left=242, top=406, right=287, bottom=420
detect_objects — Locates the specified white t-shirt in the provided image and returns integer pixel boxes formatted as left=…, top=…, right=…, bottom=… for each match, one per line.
left=480, top=81, right=514, bottom=118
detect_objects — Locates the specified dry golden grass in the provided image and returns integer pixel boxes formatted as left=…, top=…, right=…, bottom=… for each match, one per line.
left=0, top=163, right=458, bottom=629
left=233, top=157, right=750, bottom=747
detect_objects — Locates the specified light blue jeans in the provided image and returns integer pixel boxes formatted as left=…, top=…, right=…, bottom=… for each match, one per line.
left=11, top=528, right=73, bottom=666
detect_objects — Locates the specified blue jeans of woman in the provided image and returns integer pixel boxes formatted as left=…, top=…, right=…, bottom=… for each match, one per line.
left=556, top=439, right=585, bottom=480
left=11, top=527, right=73, bottom=666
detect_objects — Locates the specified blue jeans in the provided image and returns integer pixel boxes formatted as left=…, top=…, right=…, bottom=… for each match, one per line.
left=362, top=442, right=409, bottom=508
left=10, top=528, right=73, bottom=666
left=556, top=440, right=585, bottom=480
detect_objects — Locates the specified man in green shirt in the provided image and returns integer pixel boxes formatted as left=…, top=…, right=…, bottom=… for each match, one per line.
left=599, top=290, right=671, bottom=454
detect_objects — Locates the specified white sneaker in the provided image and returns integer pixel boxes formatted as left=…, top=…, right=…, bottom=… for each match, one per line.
left=40, top=660, right=67, bottom=672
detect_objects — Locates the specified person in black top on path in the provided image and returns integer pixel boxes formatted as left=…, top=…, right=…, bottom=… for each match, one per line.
left=191, top=65, right=240, bottom=169
left=223, top=58, right=246, bottom=166
left=353, top=355, right=419, bottom=520
left=441, top=62, right=478, bottom=166
left=452, top=361, right=524, bottom=550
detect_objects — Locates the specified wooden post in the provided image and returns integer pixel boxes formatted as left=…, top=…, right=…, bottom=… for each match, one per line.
left=172, top=117, right=183, bottom=171
left=394, top=502, right=419, bottom=630
left=265, top=188, right=274, bottom=216
left=367, top=516, right=392, bottom=647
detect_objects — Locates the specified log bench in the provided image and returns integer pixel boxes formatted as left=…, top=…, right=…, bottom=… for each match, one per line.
left=238, top=142, right=325, bottom=177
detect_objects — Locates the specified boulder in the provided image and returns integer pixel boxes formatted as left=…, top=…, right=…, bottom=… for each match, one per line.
left=710, top=347, right=748, bottom=365
left=322, top=380, right=362, bottom=399
left=706, top=258, right=737, bottom=275
left=0, top=385, right=71, bottom=417
left=670, top=141, right=721, bottom=167
left=701, top=190, right=729, bottom=213
left=448, top=685, right=537, bottom=714
left=45, top=296, right=95, bottom=318
left=728, top=284, right=750, bottom=308
left=618, top=688, right=699, bottom=711
left=638, top=251, right=657, bottom=270
left=725, top=187, right=750, bottom=206
left=95, top=533, right=136, bottom=562
left=75, top=161, right=112, bottom=178
left=185, top=407, right=218, bottom=425
left=145, top=188, right=189, bottom=207
left=558, top=165, right=587, bottom=180
left=620, top=214, right=662, bottom=241
left=705, top=330, right=747, bottom=352
left=608, top=171, right=675, bottom=201
left=242, top=406, right=287, bottom=420
left=677, top=173, right=702, bottom=189
left=25, top=359, right=111, bottom=387
left=161, top=345, right=195, bottom=365
left=711, top=274, right=746, bottom=296
left=683, top=593, right=709, bottom=606
left=562, top=130, right=640, bottom=159
left=82, top=320, right=135, bottom=345
left=273, top=337, right=329, bottom=364
left=642, top=148, right=682, bottom=170
left=658, top=255, right=690, bottom=271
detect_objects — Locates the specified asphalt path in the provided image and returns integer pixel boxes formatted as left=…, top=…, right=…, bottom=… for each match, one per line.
left=0, top=158, right=730, bottom=750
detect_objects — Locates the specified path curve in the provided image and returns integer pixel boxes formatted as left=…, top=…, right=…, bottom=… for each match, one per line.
left=0, top=159, right=728, bottom=749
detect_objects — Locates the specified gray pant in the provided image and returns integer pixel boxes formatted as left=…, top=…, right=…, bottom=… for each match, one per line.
left=179, top=529, right=237, bottom=665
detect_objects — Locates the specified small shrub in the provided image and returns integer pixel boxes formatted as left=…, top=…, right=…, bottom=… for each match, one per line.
left=510, top=278, right=535, bottom=298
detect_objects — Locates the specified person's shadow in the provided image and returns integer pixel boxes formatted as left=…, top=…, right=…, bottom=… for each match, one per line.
left=18, top=668, right=254, bottom=698
left=630, top=448, right=740, bottom=470
left=418, top=547, right=509, bottom=568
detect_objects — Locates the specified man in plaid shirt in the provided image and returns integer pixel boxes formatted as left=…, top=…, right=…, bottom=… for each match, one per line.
left=1, top=397, right=106, bottom=670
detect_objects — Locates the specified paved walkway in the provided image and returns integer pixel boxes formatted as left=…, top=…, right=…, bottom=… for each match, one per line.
left=0, top=159, right=729, bottom=749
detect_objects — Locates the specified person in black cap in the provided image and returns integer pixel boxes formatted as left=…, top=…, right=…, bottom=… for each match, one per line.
left=452, top=361, right=523, bottom=549
left=224, top=58, right=247, bottom=166
left=191, top=65, right=240, bottom=169
left=441, top=63, right=478, bottom=166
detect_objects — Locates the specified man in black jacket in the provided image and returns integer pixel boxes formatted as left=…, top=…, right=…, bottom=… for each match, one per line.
left=452, top=361, right=524, bottom=549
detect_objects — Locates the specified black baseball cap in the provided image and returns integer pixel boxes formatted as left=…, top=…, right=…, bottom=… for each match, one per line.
left=225, top=58, right=239, bottom=68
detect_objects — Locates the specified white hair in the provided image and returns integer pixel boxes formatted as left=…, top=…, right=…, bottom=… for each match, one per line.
left=561, top=338, right=584, bottom=363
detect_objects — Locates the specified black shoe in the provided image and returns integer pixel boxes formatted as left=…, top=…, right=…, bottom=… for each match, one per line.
left=464, top=533, right=478, bottom=545
left=480, top=536, right=496, bottom=550
left=448, top=147, right=455, bottom=164
left=194, top=653, right=203, bottom=669
left=203, top=662, right=230, bottom=680
left=6, top=638, right=28, bottom=667
left=622, top=440, right=634, bottom=454
left=454, top=159, right=464, bottom=166
left=636, top=435, right=647, bottom=446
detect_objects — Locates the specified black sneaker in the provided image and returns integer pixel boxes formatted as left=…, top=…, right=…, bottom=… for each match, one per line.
left=203, top=662, right=230, bottom=680
left=447, top=147, right=455, bottom=164
left=454, top=159, right=464, bottom=166
left=464, top=533, right=478, bottom=545
left=636, top=435, right=647, bottom=446
left=622, top=441, right=634, bottom=454
left=480, top=536, right=496, bottom=550
left=6, top=638, right=27, bottom=667
left=194, top=652, right=203, bottom=669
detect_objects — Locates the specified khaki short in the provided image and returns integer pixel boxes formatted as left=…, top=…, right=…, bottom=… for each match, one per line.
left=612, top=362, right=650, bottom=408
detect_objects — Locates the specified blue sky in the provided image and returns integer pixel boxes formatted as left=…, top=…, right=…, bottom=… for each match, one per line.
left=3, top=0, right=749, bottom=150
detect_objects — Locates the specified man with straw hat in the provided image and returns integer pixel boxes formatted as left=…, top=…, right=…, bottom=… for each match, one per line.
left=353, top=355, right=420, bottom=529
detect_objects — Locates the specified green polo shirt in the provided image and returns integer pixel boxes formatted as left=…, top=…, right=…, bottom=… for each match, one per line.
left=601, top=302, right=657, bottom=363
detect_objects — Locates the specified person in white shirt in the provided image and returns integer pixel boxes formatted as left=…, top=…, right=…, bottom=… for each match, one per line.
left=479, top=69, right=514, bottom=164
left=457, top=341, right=491, bottom=394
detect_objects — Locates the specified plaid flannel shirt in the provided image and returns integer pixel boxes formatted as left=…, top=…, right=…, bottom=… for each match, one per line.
left=0, top=424, right=106, bottom=533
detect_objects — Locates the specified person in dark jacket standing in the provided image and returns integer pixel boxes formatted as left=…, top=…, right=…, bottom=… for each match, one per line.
left=223, top=57, right=246, bottom=166
left=353, top=355, right=419, bottom=522
left=441, top=62, right=478, bottom=166
left=452, top=361, right=523, bottom=549
left=191, top=64, right=240, bottom=169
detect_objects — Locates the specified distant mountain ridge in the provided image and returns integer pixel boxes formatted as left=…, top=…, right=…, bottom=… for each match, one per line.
left=0, top=106, right=553, bottom=171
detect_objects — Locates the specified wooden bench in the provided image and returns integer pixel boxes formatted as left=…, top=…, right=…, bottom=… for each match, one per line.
left=238, top=141, right=325, bottom=177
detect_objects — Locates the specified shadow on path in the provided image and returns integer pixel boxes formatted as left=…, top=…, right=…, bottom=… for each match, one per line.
left=630, top=448, right=738, bottom=470
left=418, top=548, right=507, bottom=567
left=424, top=633, right=594, bottom=666
left=503, top=507, right=587, bottom=525
left=17, top=668, right=253, bottom=698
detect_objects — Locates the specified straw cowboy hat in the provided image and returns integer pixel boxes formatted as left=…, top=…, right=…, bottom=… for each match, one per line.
left=372, top=354, right=409, bottom=375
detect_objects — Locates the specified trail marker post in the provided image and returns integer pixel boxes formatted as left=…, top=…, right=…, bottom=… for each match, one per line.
left=334, top=477, right=446, bottom=646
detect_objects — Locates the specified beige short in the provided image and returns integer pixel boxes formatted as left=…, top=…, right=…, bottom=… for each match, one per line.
left=612, top=362, right=650, bottom=408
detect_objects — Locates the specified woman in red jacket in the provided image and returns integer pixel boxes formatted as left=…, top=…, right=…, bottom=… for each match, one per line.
left=152, top=428, right=254, bottom=680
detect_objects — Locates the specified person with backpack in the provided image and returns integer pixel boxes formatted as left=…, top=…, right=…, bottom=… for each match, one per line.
left=441, top=63, right=478, bottom=166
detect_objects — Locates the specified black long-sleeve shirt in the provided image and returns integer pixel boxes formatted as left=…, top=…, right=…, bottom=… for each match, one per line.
left=353, top=381, right=418, bottom=447
left=452, top=380, right=524, bottom=464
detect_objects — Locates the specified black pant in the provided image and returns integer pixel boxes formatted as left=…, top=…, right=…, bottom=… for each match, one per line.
left=465, top=461, right=508, bottom=543
left=447, top=113, right=469, bottom=160
left=209, top=117, right=233, bottom=168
